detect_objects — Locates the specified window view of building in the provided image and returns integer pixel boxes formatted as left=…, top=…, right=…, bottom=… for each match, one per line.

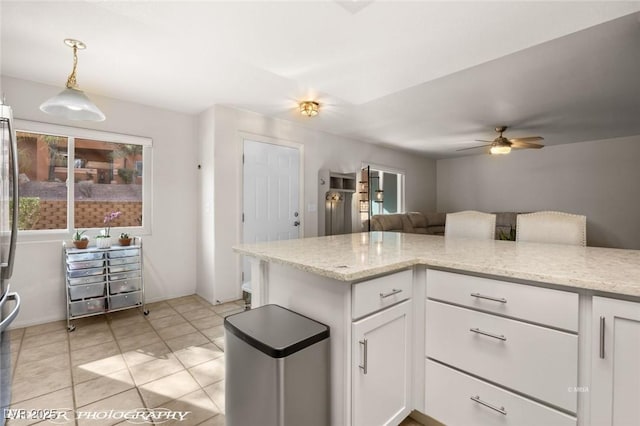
left=16, top=130, right=145, bottom=231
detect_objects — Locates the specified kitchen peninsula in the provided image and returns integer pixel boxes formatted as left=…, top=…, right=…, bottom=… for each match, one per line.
left=234, top=232, right=640, bottom=426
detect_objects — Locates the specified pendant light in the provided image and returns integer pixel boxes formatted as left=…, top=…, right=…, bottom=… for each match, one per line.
left=40, top=39, right=106, bottom=122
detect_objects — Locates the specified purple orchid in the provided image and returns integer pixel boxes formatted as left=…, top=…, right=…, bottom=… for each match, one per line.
left=101, top=211, right=122, bottom=237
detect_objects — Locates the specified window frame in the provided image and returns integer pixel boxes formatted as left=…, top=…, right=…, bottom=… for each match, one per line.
left=14, top=119, right=153, bottom=241
left=364, top=162, right=406, bottom=214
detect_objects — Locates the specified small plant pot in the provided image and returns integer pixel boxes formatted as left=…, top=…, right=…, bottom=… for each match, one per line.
left=73, top=239, right=89, bottom=249
left=119, top=238, right=132, bottom=246
left=96, top=237, right=112, bottom=249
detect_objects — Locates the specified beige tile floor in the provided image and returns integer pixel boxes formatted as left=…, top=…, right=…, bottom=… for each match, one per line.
left=7, top=295, right=423, bottom=426
left=7, top=295, right=242, bottom=426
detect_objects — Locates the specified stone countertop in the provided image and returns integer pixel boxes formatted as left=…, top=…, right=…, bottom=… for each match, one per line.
left=233, top=232, right=640, bottom=297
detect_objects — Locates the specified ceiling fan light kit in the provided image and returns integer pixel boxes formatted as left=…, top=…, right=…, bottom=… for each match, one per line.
left=39, top=38, right=106, bottom=122
left=458, top=126, right=544, bottom=155
left=490, top=145, right=511, bottom=155
left=299, top=101, right=319, bottom=117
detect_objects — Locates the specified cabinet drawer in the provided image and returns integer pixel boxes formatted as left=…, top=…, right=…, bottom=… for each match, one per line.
left=68, top=259, right=105, bottom=270
left=108, top=263, right=140, bottom=274
left=67, top=266, right=105, bottom=278
left=352, top=270, right=412, bottom=320
left=427, top=269, right=578, bottom=332
left=110, top=291, right=142, bottom=310
left=109, top=278, right=142, bottom=295
left=69, top=297, right=106, bottom=317
left=109, top=270, right=141, bottom=281
left=68, top=275, right=105, bottom=286
left=69, top=282, right=105, bottom=301
left=426, top=300, right=578, bottom=412
left=425, top=359, right=576, bottom=426
left=108, top=256, right=140, bottom=266
left=109, top=248, right=140, bottom=258
left=67, top=252, right=104, bottom=262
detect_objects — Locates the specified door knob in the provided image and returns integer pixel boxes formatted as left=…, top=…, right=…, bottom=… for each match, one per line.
left=294, top=221, right=300, bottom=227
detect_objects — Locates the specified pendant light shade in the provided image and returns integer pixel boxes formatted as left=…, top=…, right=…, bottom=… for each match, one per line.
left=40, top=39, right=105, bottom=122
left=40, top=87, right=105, bottom=121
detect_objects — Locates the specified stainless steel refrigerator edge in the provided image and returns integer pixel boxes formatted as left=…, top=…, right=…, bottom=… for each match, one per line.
left=0, top=101, right=22, bottom=423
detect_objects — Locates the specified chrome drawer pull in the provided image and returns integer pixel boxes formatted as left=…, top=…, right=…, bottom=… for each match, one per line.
left=379, top=288, right=402, bottom=299
left=470, top=293, right=507, bottom=303
left=599, top=316, right=605, bottom=359
left=359, top=339, right=368, bottom=375
left=470, top=395, right=507, bottom=415
left=470, top=327, right=507, bottom=341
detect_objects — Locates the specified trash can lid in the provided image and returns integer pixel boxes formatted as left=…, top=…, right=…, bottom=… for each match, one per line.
left=224, top=304, right=330, bottom=358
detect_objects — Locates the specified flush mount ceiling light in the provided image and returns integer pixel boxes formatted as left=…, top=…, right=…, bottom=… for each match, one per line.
left=299, top=101, right=319, bottom=117
left=39, top=39, right=106, bottom=122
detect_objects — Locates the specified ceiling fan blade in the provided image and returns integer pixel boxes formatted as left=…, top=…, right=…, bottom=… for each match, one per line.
left=456, top=144, right=490, bottom=152
left=509, top=136, right=544, bottom=142
left=510, top=140, right=544, bottom=149
left=474, top=139, right=493, bottom=143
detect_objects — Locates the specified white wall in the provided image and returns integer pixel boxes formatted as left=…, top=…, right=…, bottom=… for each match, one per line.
left=437, top=135, right=640, bottom=249
left=197, top=105, right=437, bottom=303
left=1, top=76, right=199, bottom=328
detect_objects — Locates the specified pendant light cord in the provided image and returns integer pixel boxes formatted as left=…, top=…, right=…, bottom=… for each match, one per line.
left=66, top=44, right=78, bottom=89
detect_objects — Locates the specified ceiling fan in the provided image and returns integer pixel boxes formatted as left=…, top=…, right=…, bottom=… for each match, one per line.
left=457, top=126, right=544, bottom=155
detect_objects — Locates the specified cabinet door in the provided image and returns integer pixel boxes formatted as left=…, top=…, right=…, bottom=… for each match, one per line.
left=591, top=297, right=640, bottom=426
left=352, top=300, right=411, bottom=426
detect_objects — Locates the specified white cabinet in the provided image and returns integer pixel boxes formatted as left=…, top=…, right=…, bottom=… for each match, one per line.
left=591, top=297, right=640, bottom=426
left=352, top=300, right=411, bottom=426
left=425, top=270, right=578, bottom=424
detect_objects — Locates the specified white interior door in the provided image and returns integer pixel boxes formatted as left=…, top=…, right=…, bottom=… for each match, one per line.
left=242, top=139, right=300, bottom=283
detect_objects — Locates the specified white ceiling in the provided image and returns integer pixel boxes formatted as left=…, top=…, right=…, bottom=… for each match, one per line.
left=2, top=1, right=640, bottom=157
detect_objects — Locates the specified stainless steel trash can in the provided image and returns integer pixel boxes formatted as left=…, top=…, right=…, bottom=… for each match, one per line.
left=224, top=304, right=330, bottom=426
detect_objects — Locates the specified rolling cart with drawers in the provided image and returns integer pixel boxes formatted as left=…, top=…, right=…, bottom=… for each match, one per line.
left=63, top=238, right=148, bottom=331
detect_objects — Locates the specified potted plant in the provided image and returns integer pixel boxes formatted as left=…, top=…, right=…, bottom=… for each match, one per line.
left=119, top=232, right=132, bottom=246
left=72, top=230, right=89, bottom=249
left=96, top=211, right=121, bottom=249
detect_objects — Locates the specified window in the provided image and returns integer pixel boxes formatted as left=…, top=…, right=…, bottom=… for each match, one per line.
left=15, top=120, right=151, bottom=236
left=369, top=167, right=404, bottom=215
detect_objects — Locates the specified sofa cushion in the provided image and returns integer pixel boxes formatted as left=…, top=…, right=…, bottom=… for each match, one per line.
left=371, top=214, right=407, bottom=232
left=407, top=212, right=427, bottom=233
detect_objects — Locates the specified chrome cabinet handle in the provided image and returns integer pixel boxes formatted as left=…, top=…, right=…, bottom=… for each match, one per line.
left=359, top=339, right=368, bottom=375
left=599, top=316, right=605, bottom=359
left=470, top=327, right=507, bottom=341
left=379, top=288, right=402, bottom=299
left=470, top=293, right=507, bottom=303
left=470, top=395, right=507, bottom=415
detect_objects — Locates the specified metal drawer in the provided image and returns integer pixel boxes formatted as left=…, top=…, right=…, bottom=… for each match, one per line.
left=109, top=291, right=142, bottom=310
left=108, top=263, right=140, bottom=274
left=109, top=248, right=140, bottom=259
left=68, top=275, right=105, bottom=286
left=67, top=266, right=105, bottom=278
left=68, top=259, right=105, bottom=270
left=109, top=278, right=142, bottom=295
left=67, top=252, right=104, bottom=262
left=69, top=297, right=106, bottom=317
left=108, top=256, right=140, bottom=266
left=69, top=282, right=106, bottom=301
left=109, top=270, right=141, bottom=281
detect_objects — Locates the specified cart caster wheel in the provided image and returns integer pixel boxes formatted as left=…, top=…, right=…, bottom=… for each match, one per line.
left=143, top=310, right=150, bottom=316
left=67, top=325, right=76, bottom=332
